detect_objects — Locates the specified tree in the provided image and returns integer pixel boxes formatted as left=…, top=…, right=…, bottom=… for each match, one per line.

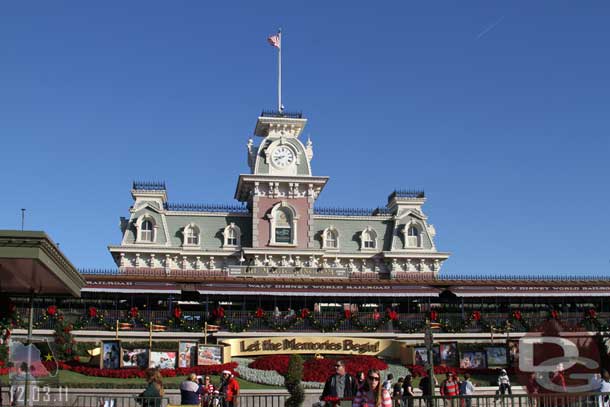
left=285, top=354, right=305, bottom=407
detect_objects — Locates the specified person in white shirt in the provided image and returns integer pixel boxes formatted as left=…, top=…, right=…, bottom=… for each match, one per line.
left=383, top=374, right=394, bottom=396
left=599, top=369, right=610, bottom=407
left=459, top=373, right=475, bottom=407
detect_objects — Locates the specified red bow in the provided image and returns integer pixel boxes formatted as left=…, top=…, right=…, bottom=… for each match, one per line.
left=472, top=311, right=481, bottom=321
left=87, top=307, right=97, bottom=318
left=301, top=308, right=310, bottom=319
left=550, top=310, right=559, bottom=320
left=212, top=307, right=225, bottom=319
left=587, top=308, right=597, bottom=319
left=512, top=311, right=522, bottom=320
left=255, top=308, right=264, bottom=318
left=388, top=310, right=399, bottom=321
left=173, top=307, right=182, bottom=319
left=344, top=309, right=352, bottom=319
left=430, top=311, right=438, bottom=321
left=129, top=307, right=139, bottom=318
left=46, top=305, right=58, bottom=317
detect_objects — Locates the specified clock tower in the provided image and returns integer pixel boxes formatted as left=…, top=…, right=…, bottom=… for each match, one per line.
left=235, top=111, right=328, bottom=250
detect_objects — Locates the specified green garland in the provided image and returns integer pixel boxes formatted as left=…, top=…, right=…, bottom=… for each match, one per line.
left=14, top=306, right=610, bottom=335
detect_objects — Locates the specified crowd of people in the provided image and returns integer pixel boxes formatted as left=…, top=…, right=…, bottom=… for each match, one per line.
left=314, top=365, right=519, bottom=407
left=131, top=362, right=610, bottom=407
left=134, top=368, right=240, bottom=407
left=313, top=365, right=610, bottom=407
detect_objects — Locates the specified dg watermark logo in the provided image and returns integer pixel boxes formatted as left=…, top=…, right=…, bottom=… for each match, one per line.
left=515, top=318, right=604, bottom=394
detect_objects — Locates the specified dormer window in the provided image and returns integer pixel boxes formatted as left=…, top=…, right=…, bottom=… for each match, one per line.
left=141, top=220, right=153, bottom=242
left=361, top=227, right=377, bottom=250
left=223, top=223, right=242, bottom=248
left=322, top=226, right=339, bottom=249
left=186, top=229, right=199, bottom=245
left=269, top=202, right=299, bottom=246
left=183, top=224, right=200, bottom=247
left=407, top=226, right=420, bottom=247
left=135, top=215, right=157, bottom=243
left=405, top=222, right=422, bottom=248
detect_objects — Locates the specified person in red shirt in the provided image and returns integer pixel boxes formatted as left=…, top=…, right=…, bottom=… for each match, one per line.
left=220, top=370, right=240, bottom=407
left=440, top=372, right=459, bottom=407
left=198, top=375, right=216, bottom=407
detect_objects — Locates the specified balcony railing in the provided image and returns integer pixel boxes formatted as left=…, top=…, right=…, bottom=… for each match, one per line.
left=227, top=265, right=348, bottom=278
left=16, top=307, right=610, bottom=334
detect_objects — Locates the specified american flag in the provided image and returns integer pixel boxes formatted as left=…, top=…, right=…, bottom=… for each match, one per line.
left=267, top=33, right=280, bottom=49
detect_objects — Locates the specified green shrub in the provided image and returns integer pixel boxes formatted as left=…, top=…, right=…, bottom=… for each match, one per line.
left=285, top=354, right=305, bottom=407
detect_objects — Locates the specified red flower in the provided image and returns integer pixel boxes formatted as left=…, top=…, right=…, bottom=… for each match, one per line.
left=512, top=310, right=522, bottom=321
left=587, top=308, right=597, bottom=319
left=129, top=307, right=139, bottom=318
left=301, top=308, right=310, bottom=319
left=173, top=307, right=182, bottom=319
left=46, top=305, right=58, bottom=317
left=255, top=308, right=264, bottom=318
left=344, top=309, right=352, bottom=319
left=550, top=310, right=559, bottom=320
left=87, top=307, right=97, bottom=318
left=430, top=311, right=438, bottom=322
left=472, top=311, right=481, bottom=321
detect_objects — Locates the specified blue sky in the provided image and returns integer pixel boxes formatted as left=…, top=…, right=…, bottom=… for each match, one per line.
left=1, top=1, right=609, bottom=276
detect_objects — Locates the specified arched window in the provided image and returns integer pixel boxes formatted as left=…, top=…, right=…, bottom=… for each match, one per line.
left=269, top=202, right=299, bottom=245
left=275, top=208, right=292, bottom=243
left=406, top=224, right=421, bottom=248
left=184, top=224, right=200, bottom=246
left=326, top=230, right=337, bottom=248
left=223, top=223, right=242, bottom=248
left=361, top=227, right=377, bottom=250
left=322, top=226, right=339, bottom=249
left=141, top=220, right=153, bottom=242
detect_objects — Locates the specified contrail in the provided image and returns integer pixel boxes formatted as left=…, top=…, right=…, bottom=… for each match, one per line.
left=477, top=16, right=505, bottom=39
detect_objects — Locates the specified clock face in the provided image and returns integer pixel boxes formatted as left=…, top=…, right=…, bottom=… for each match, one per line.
left=271, top=146, right=295, bottom=168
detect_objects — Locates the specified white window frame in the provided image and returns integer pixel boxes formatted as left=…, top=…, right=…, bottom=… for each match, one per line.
left=268, top=202, right=299, bottom=246
left=223, top=223, right=242, bottom=248
left=135, top=215, right=157, bottom=243
left=360, top=227, right=378, bottom=251
left=404, top=222, right=422, bottom=248
left=322, top=226, right=339, bottom=250
left=183, top=223, right=201, bottom=247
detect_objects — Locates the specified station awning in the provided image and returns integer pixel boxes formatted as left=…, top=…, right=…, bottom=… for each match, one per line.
left=0, top=230, right=86, bottom=297
left=450, top=285, right=610, bottom=297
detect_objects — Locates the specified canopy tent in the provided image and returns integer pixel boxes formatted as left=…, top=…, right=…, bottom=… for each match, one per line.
left=0, top=230, right=86, bottom=406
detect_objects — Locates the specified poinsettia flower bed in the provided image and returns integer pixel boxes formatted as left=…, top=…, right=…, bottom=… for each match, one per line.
left=249, top=355, right=387, bottom=382
left=33, top=360, right=238, bottom=379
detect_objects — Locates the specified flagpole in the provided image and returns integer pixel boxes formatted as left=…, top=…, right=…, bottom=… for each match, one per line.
left=278, top=28, right=282, bottom=113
